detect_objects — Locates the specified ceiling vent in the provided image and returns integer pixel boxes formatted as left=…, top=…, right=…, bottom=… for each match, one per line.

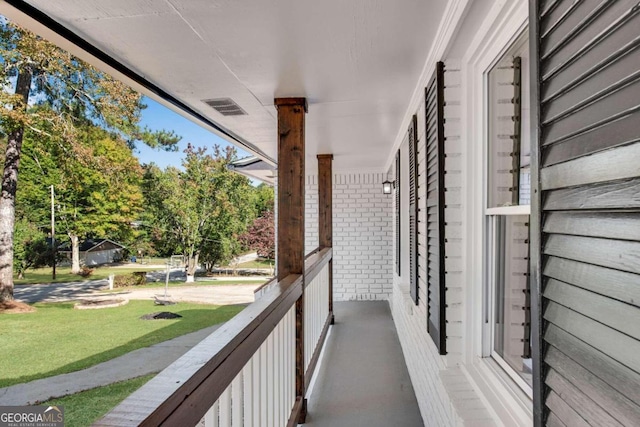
left=202, top=98, right=247, bottom=116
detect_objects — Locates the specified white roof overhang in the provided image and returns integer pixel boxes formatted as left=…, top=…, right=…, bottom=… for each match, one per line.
left=0, top=0, right=451, bottom=173
left=228, top=156, right=276, bottom=186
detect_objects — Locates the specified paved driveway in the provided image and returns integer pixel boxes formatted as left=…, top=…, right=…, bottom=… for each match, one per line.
left=14, top=280, right=109, bottom=304
left=14, top=279, right=262, bottom=306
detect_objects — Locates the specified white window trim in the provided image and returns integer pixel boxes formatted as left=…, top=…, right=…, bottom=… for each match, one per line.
left=485, top=205, right=531, bottom=216
left=484, top=213, right=534, bottom=399
left=491, top=348, right=534, bottom=398
left=485, top=213, right=533, bottom=396
left=459, top=0, right=533, bottom=426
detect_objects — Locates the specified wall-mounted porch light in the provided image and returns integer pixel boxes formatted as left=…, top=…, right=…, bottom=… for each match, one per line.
left=382, top=180, right=394, bottom=195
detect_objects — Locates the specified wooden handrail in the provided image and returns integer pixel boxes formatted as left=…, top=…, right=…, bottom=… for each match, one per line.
left=95, top=247, right=333, bottom=427
left=252, top=276, right=277, bottom=294
left=304, top=247, right=332, bottom=286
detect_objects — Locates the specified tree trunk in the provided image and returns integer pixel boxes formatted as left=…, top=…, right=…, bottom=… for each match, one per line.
left=204, top=262, right=214, bottom=274
left=0, top=68, right=32, bottom=302
left=70, top=234, right=81, bottom=274
left=185, top=253, right=198, bottom=283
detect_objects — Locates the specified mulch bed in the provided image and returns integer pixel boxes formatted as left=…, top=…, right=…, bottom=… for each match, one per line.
left=140, top=312, right=183, bottom=320
left=0, top=300, right=36, bottom=314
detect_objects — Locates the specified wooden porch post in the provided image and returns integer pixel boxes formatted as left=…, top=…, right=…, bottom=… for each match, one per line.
left=317, top=154, right=334, bottom=324
left=275, top=97, right=307, bottom=424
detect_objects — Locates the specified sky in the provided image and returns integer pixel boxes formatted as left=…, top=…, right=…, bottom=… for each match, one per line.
left=0, top=13, right=251, bottom=170
left=135, top=96, right=251, bottom=169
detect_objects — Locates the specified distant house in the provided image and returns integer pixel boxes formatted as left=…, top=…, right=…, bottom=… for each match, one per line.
left=59, top=239, right=126, bottom=266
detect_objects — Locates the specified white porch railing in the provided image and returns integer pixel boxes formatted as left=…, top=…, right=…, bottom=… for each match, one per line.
left=204, top=305, right=295, bottom=427
left=95, top=247, right=332, bottom=427
left=304, top=261, right=330, bottom=372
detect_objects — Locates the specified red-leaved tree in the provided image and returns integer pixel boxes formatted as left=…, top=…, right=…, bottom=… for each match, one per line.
left=239, top=210, right=275, bottom=259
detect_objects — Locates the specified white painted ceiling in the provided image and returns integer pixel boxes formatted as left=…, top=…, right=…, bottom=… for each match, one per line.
left=9, top=0, right=448, bottom=171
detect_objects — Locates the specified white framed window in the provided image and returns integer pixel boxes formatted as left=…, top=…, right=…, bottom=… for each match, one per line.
left=483, top=30, right=533, bottom=394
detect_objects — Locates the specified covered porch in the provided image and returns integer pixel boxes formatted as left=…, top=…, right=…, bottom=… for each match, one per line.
left=92, top=120, right=421, bottom=424
left=0, top=1, right=475, bottom=425
left=5, top=0, right=639, bottom=426
left=95, top=293, right=423, bottom=426
left=0, top=0, right=440, bottom=423
left=305, top=301, right=422, bottom=427
left=92, top=251, right=422, bottom=427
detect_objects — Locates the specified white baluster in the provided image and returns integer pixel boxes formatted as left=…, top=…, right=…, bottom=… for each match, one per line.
left=290, top=307, right=296, bottom=413
left=273, top=320, right=282, bottom=426
left=304, top=283, right=310, bottom=370
left=219, top=387, right=232, bottom=427
left=243, top=359, right=253, bottom=426
left=253, top=347, right=262, bottom=427
left=204, top=401, right=219, bottom=427
left=260, top=341, right=267, bottom=425
left=285, top=308, right=292, bottom=418
left=268, top=334, right=275, bottom=427
left=231, top=371, right=243, bottom=426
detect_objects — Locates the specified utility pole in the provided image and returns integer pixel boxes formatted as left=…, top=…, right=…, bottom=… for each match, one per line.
left=51, top=185, right=56, bottom=280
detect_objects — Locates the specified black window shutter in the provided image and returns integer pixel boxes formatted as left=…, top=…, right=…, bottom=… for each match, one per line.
left=511, top=56, right=522, bottom=205
left=425, top=61, right=446, bottom=354
left=395, top=149, right=401, bottom=276
left=409, top=115, right=419, bottom=304
left=531, top=1, right=640, bottom=426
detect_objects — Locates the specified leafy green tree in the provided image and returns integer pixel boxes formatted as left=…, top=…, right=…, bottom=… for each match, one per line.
left=140, top=163, right=180, bottom=258
left=143, top=145, right=256, bottom=280
left=13, top=218, right=51, bottom=279
left=57, top=126, right=144, bottom=272
left=253, top=183, right=274, bottom=217
left=0, top=19, right=179, bottom=300
left=17, top=122, right=144, bottom=273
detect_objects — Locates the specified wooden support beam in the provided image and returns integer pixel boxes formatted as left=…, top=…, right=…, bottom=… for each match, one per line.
left=276, top=97, right=307, bottom=280
left=317, top=154, right=334, bottom=324
left=275, top=96, right=307, bottom=424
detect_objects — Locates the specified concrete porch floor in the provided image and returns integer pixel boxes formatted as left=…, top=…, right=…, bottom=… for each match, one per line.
left=305, top=301, right=424, bottom=427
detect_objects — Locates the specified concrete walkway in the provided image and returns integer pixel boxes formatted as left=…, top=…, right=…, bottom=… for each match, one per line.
left=0, top=323, right=224, bottom=405
left=305, top=301, right=424, bottom=427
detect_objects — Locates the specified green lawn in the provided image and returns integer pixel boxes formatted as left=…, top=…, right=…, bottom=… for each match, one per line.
left=0, top=300, right=244, bottom=388
left=42, top=374, right=155, bottom=427
left=14, top=265, right=161, bottom=286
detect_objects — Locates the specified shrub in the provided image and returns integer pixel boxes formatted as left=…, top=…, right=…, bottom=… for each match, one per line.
left=112, top=251, right=124, bottom=263
left=113, top=272, right=147, bottom=288
left=78, top=267, right=94, bottom=278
